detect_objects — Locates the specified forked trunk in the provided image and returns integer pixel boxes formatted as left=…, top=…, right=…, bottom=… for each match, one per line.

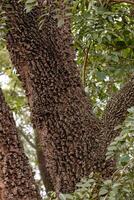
left=2, top=0, right=134, bottom=193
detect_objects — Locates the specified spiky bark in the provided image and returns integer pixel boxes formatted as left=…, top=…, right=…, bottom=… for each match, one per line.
left=99, top=76, right=134, bottom=156
left=0, top=88, right=40, bottom=200
left=3, top=0, right=103, bottom=192
left=2, top=0, right=134, bottom=193
left=103, top=76, right=134, bottom=141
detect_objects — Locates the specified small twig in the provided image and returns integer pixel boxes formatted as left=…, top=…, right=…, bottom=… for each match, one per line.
left=111, top=0, right=134, bottom=5
left=82, top=46, right=90, bottom=86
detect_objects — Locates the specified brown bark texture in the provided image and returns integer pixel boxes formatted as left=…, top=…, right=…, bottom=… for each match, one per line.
left=2, top=0, right=134, bottom=194
left=0, top=88, right=40, bottom=200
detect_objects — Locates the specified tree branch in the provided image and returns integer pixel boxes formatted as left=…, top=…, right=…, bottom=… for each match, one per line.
left=102, top=75, right=134, bottom=142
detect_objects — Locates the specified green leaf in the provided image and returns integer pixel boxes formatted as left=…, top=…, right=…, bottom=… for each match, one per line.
left=120, top=155, right=130, bottom=165
left=99, top=188, right=108, bottom=196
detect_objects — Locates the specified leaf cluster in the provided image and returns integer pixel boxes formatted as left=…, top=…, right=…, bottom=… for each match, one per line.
left=72, top=2, right=134, bottom=115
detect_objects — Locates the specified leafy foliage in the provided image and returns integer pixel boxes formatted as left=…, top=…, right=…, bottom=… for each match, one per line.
left=72, top=2, right=134, bottom=115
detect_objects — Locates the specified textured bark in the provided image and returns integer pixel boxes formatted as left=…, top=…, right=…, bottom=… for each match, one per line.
left=3, top=0, right=103, bottom=193
left=0, top=88, right=40, bottom=200
left=103, top=76, right=134, bottom=143
left=99, top=77, right=134, bottom=176
left=99, top=76, right=134, bottom=156
left=2, top=0, right=134, bottom=194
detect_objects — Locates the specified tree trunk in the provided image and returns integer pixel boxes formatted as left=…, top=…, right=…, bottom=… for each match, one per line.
left=2, top=0, right=134, bottom=193
left=0, top=88, right=40, bottom=200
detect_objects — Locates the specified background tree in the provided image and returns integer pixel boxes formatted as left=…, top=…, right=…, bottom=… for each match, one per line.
left=0, top=87, right=40, bottom=200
